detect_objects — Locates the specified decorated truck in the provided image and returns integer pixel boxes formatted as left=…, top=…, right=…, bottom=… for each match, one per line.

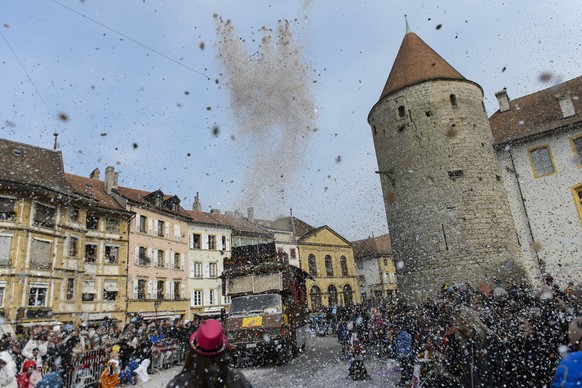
left=222, top=242, right=311, bottom=365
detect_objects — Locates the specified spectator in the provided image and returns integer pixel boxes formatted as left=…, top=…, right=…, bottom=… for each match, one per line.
left=552, top=317, right=582, bottom=387
left=0, top=350, right=17, bottom=388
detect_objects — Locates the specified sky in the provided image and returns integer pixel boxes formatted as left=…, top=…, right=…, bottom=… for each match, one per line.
left=1, top=0, right=581, bottom=241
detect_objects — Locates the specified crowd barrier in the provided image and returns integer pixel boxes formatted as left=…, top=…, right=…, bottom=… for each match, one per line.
left=41, top=341, right=188, bottom=387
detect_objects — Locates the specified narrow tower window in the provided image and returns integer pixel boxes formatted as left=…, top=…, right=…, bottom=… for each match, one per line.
left=398, top=105, right=406, bottom=117
left=450, top=94, right=458, bottom=106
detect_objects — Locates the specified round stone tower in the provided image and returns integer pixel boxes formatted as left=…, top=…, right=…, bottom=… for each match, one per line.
left=368, top=29, right=526, bottom=299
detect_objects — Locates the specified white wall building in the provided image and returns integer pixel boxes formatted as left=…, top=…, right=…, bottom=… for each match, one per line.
left=186, top=210, right=231, bottom=319
left=490, top=77, right=582, bottom=287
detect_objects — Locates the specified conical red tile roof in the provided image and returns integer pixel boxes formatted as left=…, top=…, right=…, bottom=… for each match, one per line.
left=379, top=32, right=466, bottom=100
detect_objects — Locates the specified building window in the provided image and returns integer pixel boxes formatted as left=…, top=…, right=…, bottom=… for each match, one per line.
left=106, top=219, right=120, bottom=233
left=450, top=94, right=458, bottom=106
left=34, top=203, right=55, bottom=228
left=138, top=215, right=147, bottom=233
left=209, top=289, right=215, bottom=305
left=84, top=244, right=97, bottom=263
left=0, top=236, right=12, bottom=266
left=173, top=282, right=181, bottom=300
left=398, top=105, right=406, bottom=118
left=0, top=284, right=5, bottom=307
left=69, top=237, right=79, bottom=258
left=156, top=281, right=164, bottom=300
left=325, top=255, right=334, bottom=277
left=82, top=281, right=96, bottom=302
left=137, top=279, right=147, bottom=300
left=69, top=207, right=80, bottom=223
left=209, top=263, right=217, bottom=278
left=192, top=290, right=202, bottom=307
left=328, top=285, right=338, bottom=306
left=221, top=236, right=227, bottom=250
left=193, top=262, right=202, bottom=278
left=343, top=284, right=353, bottom=306
left=571, top=135, right=582, bottom=167
left=137, top=246, right=148, bottom=266
left=383, top=259, right=388, bottom=266
left=290, top=248, right=296, bottom=259
left=192, top=234, right=201, bottom=249
left=174, top=253, right=181, bottom=269
left=156, top=250, right=165, bottom=268
left=86, top=213, right=99, bottom=230
left=66, top=278, right=74, bottom=300
left=529, top=146, right=556, bottom=177
left=174, top=224, right=181, bottom=241
left=208, top=235, right=216, bottom=250
left=340, top=255, right=348, bottom=277
left=574, top=185, right=582, bottom=225
left=0, top=197, right=16, bottom=221
left=103, top=280, right=118, bottom=301
left=310, top=286, right=321, bottom=310
left=31, top=239, right=51, bottom=270
left=104, top=245, right=118, bottom=264
left=157, top=220, right=165, bottom=237
left=28, top=284, right=48, bottom=306
left=308, top=254, right=317, bottom=276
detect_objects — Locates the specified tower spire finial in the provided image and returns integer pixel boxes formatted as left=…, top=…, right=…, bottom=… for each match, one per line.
left=405, top=15, right=412, bottom=34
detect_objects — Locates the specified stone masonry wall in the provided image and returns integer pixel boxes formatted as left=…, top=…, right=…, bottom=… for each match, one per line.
left=369, top=80, right=526, bottom=298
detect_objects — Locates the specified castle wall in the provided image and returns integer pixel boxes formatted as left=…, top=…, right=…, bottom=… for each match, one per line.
left=369, top=80, right=526, bottom=298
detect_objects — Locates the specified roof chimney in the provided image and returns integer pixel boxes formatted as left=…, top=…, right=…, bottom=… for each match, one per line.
left=210, top=209, right=221, bottom=214
left=495, top=89, right=510, bottom=112
left=192, top=192, right=202, bottom=212
left=90, top=168, right=100, bottom=180
left=104, top=166, right=115, bottom=194
left=555, top=92, right=575, bottom=118
left=247, top=207, right=255, bottom=223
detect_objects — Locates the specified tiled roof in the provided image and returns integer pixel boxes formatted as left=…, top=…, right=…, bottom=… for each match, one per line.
left=255, top=216, right=315, bottom=237
left=116, top=185, right=191, bottom=218
left=64, top=173, right=128, bottom=212
left=186, top=210, right=224, bottom=227
left=208, top=212, right=272, bottom=237
left=0, top=138, right=74, bottom=194
left=352, top=233, right=392, bottom=259
left=378, top=32, right=466, bottom=100
left=489, top=76, right=582, bottom=145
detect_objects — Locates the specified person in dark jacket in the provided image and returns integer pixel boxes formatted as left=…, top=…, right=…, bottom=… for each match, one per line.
left=166, top=319, right=251, bottom=388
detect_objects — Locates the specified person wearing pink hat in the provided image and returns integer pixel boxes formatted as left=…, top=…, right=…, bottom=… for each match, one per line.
left=166, top=319, right=251, bottom=387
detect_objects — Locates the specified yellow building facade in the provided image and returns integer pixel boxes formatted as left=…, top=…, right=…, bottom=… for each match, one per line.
left=298, top=226, right=360, bottom=310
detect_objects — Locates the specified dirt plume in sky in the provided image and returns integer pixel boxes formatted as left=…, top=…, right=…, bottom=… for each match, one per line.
left=214, top=15, right=317, bottom=214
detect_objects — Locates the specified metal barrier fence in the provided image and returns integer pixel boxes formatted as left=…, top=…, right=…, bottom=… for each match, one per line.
left=43, top=341, right=189, bottom=387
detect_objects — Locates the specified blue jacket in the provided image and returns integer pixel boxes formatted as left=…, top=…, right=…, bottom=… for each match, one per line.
left=553, top=351, right=582, bottom=388
left=395, top=330, right=412, bottom=358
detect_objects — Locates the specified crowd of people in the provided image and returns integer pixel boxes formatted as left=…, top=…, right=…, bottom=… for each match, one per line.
left=0, top=314, right=201, bottom=387
left=330, top=277, right=581, bottom=387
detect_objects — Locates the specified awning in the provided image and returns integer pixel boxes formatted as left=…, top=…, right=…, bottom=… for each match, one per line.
left=104, top=281, right=119, bottom=292
left=82, top=281, right=96, bottom=294
left=142, top=314, right=180, bottom=321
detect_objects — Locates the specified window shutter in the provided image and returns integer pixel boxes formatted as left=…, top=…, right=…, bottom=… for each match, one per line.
left=148, top=248, right=153, bottom=266
left=203, top=289, right=209, bottom=307
left=165, top=282, right=171, bottom=299
left=181, top=283, right=185, bottom=300
left=165, top=251, right=170, bottom=268
left=147, top=280, right=153, bottom=299
left=190, top=290, right=195, bottom=307
left=204, top=263, right=209, bottom=278
left=189, top=261, right=194, bottom=278
left=165, top=223, right=170, bottom=239
left=148, top=218, right=153, bottom=235
left=134, top=246, right=139, bottom=264
left=202, top=235, right=207, bottom=250
left=189, top=234, right=193, bottom=249
left=180, top=255, right=184, bottom=270
left=153, top=219, right=158, bottom=235
left=133, top=279, right=138, bottom=299
left=135, top=214, right=140, bottom=232
left=169, top=282, right=174, bottom=300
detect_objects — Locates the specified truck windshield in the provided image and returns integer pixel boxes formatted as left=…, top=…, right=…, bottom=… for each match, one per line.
left=230, top=294, right=283, bottom=316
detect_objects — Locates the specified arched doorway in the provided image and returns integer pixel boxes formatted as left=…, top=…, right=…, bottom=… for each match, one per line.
left=343, top=284, right=353, bottom=306
left=310, top=285, right=322, bottom=310
left=328, top=284, right=338, bottom=306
